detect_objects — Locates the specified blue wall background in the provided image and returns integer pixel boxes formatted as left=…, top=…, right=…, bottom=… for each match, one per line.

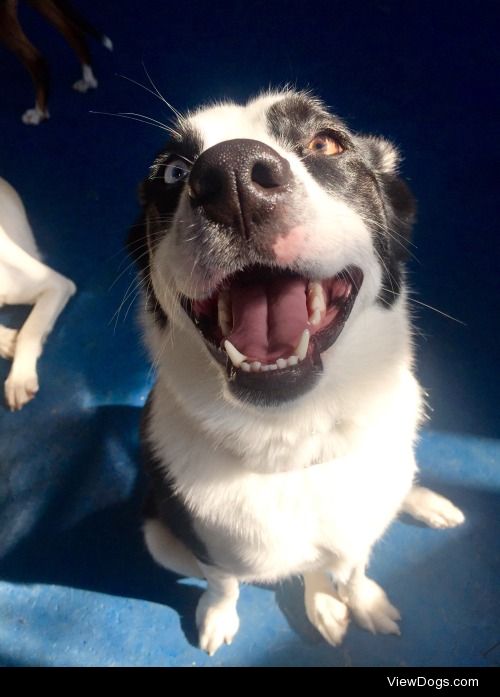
left=0, top=0, right=498, bottom=667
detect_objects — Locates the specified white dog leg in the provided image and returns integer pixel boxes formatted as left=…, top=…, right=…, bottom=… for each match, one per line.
left=143, top=518, right=203, bottom=578
left=338, top=565, right=401, bottom=636
left=0, top=326, right=17, bottom=359
left=21, top=105, right=50, bottom=126
left=402, top=485, right=465, bottom=528
left=5, top=274, right=75, bottom=410
left=196, top=563, right=240, bottom=656
left=73, top=64, right=98, bottom=93
left=303, top=570, right=350, bottom=646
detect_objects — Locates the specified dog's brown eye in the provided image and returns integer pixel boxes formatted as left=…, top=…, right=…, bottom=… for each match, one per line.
left=307, top=134, right=343, bottom=156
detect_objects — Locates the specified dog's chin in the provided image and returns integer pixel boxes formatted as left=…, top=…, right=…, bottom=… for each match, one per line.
left=180, top=264, right=363, bottom=407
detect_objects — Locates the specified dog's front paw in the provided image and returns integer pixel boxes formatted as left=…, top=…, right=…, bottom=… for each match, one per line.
left=346, top=577, right=401, bottom=636
left=0, top=327, right=17, bottom=359
left=21, top=107, right=49, bottom=125
left=5, top=370, right=39, bottom=411
left=403, top=486, right=465, bottom=528
left=305, top=589, right=350, bottom=646
left=196, top=593, right=240, bottom=656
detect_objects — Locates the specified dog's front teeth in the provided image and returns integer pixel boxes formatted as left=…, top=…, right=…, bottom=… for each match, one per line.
left=224, top=340, right=247, bottom=367
left=218, top=291, right=232, bottom=336
left=294, top=329, right=310, bottom=361
left=228, top=334, right=310, bottom=373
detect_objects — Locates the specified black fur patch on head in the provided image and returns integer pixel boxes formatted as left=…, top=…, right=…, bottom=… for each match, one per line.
left=127, top=125, right=203, bottom=328
left=266, top=95, right=416, bottom=308
left=266, top=93, right=351, bottom=152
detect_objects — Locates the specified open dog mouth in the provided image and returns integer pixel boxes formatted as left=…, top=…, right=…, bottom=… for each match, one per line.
left=181, top=265, right=363, bottom=402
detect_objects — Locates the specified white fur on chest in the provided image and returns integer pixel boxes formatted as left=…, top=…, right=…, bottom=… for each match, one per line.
left=146, top=298, right=421, bottom=582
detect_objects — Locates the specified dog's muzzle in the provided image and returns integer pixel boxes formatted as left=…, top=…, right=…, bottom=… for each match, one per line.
left=175, top=139, right=364, bottom=406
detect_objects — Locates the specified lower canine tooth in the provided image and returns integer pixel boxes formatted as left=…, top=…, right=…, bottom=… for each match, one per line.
left=224, top=340, right=247, bottom=368
left=288, top=355, right=299, bottom=366
left=294, top=329, right=310, bottom=361
left=240, top=361, right=250, bottom=372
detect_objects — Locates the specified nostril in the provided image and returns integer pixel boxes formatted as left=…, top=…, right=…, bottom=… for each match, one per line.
left=251, top=161, right=285, bottom=189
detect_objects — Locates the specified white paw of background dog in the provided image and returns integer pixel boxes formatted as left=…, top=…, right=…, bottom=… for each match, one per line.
left=21, top=107, right=49, bottom=125
left=5, top=369, right=39, bottom=411
left=0, top=327, right=17, bottom=359
left=305, top=589, right=350, bottom=646
left=196, top=594, right=240, bottom=656
left=404, top=486, right=465, bottom=529
left=73, top=76, right=98, bottom=93
left=346, top=577, right=401, bottom=636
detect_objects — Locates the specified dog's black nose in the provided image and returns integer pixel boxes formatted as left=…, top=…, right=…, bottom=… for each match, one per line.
left=189, top=139, right=292, bottom=235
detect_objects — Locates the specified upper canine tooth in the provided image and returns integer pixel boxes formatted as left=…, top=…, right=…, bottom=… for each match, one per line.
left=294, top=329, right=310, bottom=361
left=224, top=340, right=246, bottom=368
left=311, top=295, right=325, bottom=311
left=308, top=282, right=326, bottom=311
left=309, top=309, right=321, bottom=325
left=308, top=281, right=322, bottom=295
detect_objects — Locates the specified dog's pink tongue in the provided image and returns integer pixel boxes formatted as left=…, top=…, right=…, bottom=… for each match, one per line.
left=228, top=276, right=308, bottom=362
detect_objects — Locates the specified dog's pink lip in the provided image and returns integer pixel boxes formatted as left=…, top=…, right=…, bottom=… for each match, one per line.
left=273, top=225, right=307, bottom=265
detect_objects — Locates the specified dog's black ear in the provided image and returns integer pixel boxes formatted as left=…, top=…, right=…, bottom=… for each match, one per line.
left=358, top=135, right=416, bottom=260
left=380, top=173, right=416, bottom=261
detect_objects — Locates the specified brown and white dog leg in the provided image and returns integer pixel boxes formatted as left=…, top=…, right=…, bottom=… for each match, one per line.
left=28, top=0, right=98, bottom=93
left=0, top=0, right=50, bottom=124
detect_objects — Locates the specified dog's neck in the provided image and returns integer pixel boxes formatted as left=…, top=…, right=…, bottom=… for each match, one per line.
left=145, top=291, right=415, bottom=474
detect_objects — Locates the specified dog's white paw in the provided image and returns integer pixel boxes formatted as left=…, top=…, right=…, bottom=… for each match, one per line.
left=305, top=589, right=350, bottom=646
left=347, top=577, right=401, bottom=636
left=21, top=107, right=49, bottom=125
left=404, top=486, right=465, bottom=529
left=0, top=327, right=17, bottom=359
left=5, top=369, right=39, bottom=411
left=73, top=76, right=98, bottom=93
left=196, top=593, right=239, bottom=656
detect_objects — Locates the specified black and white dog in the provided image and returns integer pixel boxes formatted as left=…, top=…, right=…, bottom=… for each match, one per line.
left=129, top=90, right=464, bottom=655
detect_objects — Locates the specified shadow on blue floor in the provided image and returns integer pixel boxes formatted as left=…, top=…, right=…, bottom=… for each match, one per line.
left=1, top=416, right=499, bottom=666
